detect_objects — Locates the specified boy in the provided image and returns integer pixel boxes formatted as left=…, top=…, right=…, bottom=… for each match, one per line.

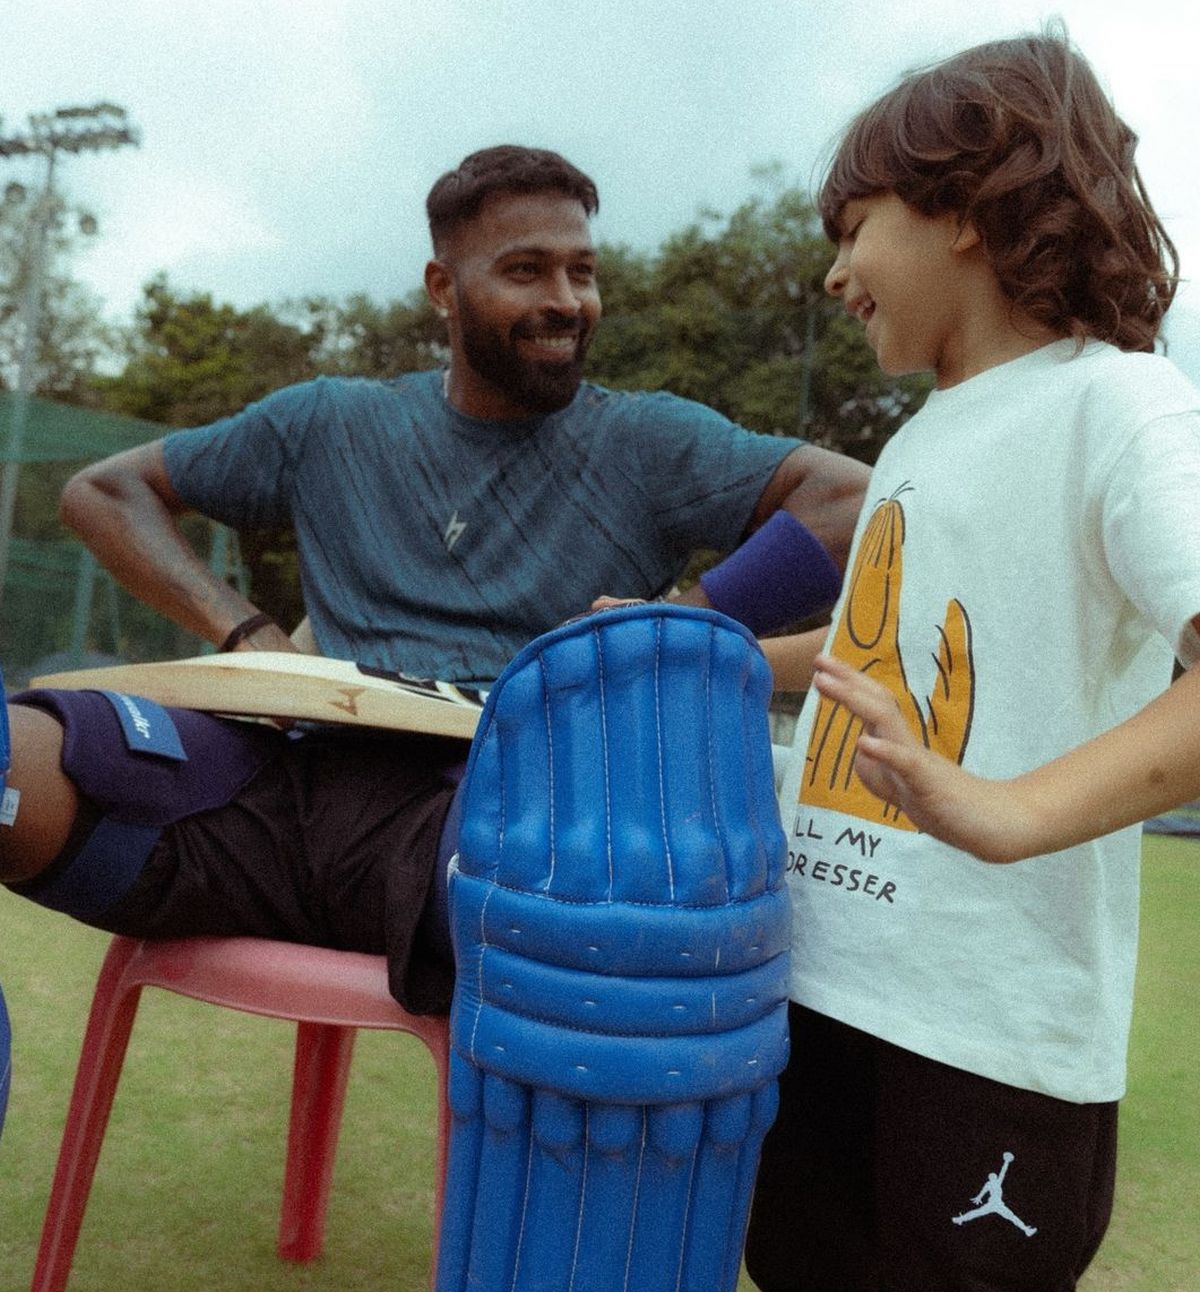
left=745, top=28, right=1200, bottom=1292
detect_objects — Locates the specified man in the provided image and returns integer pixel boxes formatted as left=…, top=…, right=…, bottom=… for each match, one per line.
left=2, top=146, right=867, bottom=1020
left=57, top=146, right=865, bottom=677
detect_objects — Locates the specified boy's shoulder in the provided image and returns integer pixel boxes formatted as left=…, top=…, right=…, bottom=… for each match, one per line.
left=980, top=339, right=1200, bottom=430
left=1072, top=340, right=1200, bottom=420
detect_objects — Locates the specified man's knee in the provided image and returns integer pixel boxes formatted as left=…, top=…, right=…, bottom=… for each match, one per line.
left=0, top=704, right=81, bottom=884
left=4, top=689, right=278, bottom=917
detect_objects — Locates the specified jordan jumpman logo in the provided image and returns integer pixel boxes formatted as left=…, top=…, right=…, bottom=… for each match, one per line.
left=952, top=1152, right=1037, bottom=1237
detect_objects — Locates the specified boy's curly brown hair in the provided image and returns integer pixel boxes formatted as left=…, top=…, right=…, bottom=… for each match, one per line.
left=818, top=26, right=1177, bottom=353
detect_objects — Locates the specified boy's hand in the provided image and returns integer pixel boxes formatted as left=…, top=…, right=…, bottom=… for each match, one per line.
left=811, top=654, right=1034, bottom=863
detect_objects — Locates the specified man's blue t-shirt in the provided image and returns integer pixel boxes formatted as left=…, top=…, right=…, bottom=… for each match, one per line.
left=163, top=371, right=799, bottom=684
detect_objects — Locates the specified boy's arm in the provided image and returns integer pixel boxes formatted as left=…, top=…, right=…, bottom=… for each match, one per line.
left=811, top=620, right=1200, bottom=863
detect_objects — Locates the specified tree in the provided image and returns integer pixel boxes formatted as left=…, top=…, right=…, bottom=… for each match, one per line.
left=586, top=182, right=929, bottom=464
left=98, top=274, right=317, bottom=428
left=0, top=172, right=132, bottom=663
left=0, top=181, right=113, bottom=401
left=300, top=290, right=445, bottom=379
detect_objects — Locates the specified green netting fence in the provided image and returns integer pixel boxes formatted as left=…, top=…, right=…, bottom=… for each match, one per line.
left=0, top=393, right=247, bottom=685
left=0, top=392, right=167, bottom=464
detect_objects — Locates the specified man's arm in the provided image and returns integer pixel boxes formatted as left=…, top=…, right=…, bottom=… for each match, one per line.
left=674, top=445, right=869, bottom=628
left=745, top=443, right=871, bottom=570
left=59, top=442, right=296, bottom=653
left=758, top=628, right=827, bottom=692
left=811, top=617, right=1200, bottom=863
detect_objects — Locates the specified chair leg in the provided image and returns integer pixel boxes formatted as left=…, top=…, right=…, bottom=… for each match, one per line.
left=277, top=1021, right=356, bottom=1262
left=31, top=938, right=145, bottom=1292
left=428, top=1020, right=451, bottom=1291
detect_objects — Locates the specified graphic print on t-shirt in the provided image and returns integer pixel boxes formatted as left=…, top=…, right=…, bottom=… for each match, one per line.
left=801, top=487, right=976, bottom=829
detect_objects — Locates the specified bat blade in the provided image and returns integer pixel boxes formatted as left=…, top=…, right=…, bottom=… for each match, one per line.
left=30, top=651, right=483, bottom=740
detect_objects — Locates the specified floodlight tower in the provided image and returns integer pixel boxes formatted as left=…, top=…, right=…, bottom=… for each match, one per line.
left=0, top=103, right=139, bottom=609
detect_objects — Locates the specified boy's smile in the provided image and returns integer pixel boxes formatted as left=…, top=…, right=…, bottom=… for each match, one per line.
left=825, top=193, right=971, bottom=386
left=824, top=192, right=1061, bottom=389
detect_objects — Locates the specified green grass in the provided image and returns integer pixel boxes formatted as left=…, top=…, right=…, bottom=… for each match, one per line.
left=1, top=835, right=1197, bottom=1290
left=1076, top=834, right=1200, bottom=1292
left=0, top=907, right=441, bottom=1290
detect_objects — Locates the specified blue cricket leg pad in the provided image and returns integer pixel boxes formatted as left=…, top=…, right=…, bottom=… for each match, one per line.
left=437, top=603, right=790, bottom=1291
left=0, top=980, right=10, bottom=1140
left=2, top=671, right=13, bottom=1137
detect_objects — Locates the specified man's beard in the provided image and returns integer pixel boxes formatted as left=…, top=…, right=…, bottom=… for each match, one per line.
left=457, top=297, right=592, bottom=415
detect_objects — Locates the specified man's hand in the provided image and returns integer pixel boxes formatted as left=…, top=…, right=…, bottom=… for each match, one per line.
left=225, top=618, right=301, bottom=654
left=589, top=596, right=647, bottom=613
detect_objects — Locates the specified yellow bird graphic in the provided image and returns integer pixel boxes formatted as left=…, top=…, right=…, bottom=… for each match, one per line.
left=802, top=487, right=975, bottom=829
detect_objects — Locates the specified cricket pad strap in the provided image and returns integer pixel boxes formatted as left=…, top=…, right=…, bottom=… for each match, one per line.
left=14, top=688, right=281, bottom=826
left=8, top=688, right=281, bottom=919
left=437, top=603, right=790, bottom=1292
left=699, top=509, right=841, bottom=635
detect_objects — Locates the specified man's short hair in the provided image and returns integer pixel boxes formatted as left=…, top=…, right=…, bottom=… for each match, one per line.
left=426, top=146, right=599, bottom=254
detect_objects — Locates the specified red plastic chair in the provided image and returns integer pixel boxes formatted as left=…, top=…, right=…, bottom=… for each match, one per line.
left=30, top=934, right=450, bottom=1292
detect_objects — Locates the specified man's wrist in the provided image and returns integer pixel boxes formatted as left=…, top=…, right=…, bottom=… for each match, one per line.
left=219, top=612, right=279, bottom=652
left=699, top=511, right=842, bottom=636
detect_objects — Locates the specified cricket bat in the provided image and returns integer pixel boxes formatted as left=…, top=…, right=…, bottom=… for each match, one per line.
left=30, top=652, right=485, bottom=741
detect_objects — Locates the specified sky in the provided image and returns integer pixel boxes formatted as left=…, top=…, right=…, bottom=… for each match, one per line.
left=5, top=0, right=1200, bottom=377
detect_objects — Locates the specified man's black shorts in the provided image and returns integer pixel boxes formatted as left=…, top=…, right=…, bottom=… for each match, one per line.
left=84, top=726, right=462, bottom=1014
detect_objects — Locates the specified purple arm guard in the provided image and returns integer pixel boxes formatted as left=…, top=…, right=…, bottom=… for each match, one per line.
left=699, top=510, right=842, bottom=635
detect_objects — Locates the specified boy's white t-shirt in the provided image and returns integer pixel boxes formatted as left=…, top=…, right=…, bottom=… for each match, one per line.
left=780, top=338, right=1200, bottom=1103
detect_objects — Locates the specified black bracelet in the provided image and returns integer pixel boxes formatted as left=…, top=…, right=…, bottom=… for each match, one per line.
left=219, top=612, right=277, bottom=653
